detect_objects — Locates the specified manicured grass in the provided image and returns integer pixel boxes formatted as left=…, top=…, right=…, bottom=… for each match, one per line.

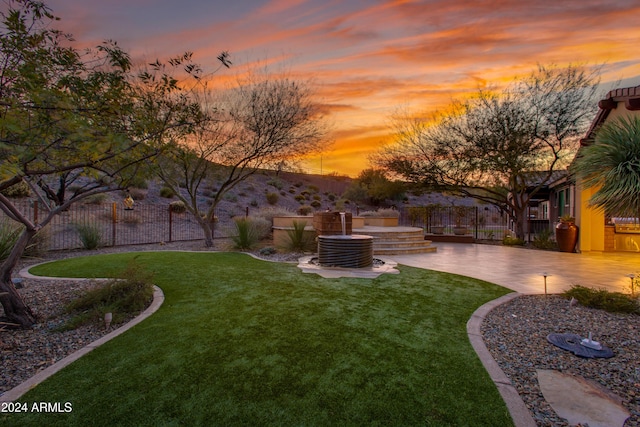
left=6, top=252, right=513, bottom=426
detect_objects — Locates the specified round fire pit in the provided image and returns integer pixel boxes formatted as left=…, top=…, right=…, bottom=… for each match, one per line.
left=317, top=234, right=374, bottom=268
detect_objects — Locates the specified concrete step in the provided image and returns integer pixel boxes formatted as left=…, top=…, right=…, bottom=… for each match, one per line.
left=374, top=245, right=437, bottom=255
left=351, top=226, right=437, bottom=255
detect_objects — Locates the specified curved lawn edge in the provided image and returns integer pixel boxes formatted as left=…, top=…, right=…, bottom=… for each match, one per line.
left=0, top=279, right=165, bottom=403
left=467, top=292, right=537, bottom=427
left=8, top=251, right=516, bottom=426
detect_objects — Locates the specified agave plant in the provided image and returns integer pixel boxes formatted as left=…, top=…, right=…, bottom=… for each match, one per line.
left=572, top=116, right=640, bottom=217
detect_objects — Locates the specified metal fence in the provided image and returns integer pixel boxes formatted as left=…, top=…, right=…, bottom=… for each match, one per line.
left=398, top=205, right=512, bottom=241
left=1, top=200, right=209, bottom=251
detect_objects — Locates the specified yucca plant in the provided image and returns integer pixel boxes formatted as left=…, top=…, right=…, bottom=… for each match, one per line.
left=0, top=220, right=22, bottom=261
left=230, top=217, right=261, bottom=250
left=285, top=220, right=315, bottom=252
left=572, top=116, right=640, bottom=217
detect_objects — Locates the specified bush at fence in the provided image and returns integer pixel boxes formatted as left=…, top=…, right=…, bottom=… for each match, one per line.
left=169, top=200, right=187, bottom=213
left=74, top=223, right=103, bottom=250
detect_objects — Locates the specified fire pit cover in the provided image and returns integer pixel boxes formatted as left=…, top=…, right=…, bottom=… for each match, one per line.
left=546, top=333, right=614, bottom=358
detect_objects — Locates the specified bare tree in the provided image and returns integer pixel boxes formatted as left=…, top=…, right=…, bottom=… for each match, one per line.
left=156, top=73, right=328, bottom=247
left=374, top=64, right=601, bottom=239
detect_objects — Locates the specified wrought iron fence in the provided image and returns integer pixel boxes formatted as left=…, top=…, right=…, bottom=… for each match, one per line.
left=398, top=204, right=512, bottom=241
left=0, top=200, right=212, bottom=251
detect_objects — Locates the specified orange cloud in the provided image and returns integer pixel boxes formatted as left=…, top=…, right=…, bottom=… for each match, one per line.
left=41, top=0, right=640, bottom=177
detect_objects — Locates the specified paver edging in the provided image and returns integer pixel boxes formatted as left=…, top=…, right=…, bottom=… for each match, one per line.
left=0, top=281, right=164, bottom=403
left=467, top=292, right=537, bottom=427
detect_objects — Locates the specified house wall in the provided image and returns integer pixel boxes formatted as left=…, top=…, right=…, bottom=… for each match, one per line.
left=576, top=183, right=606, bottom=252
left=575, top=86, right=640, bottom=253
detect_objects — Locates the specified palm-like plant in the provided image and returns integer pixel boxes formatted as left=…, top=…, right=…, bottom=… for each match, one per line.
left=572, top=116, right=640, bottom=217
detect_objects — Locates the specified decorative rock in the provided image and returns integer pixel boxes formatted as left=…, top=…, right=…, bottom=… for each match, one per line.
left=537, top=369, right=630, bottom=427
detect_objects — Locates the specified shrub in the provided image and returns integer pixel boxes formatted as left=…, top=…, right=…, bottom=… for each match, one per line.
left=267, top=179, right=284, bottom=190
left=74, top=223, right=103, bottom=250
left=159, top=186, right=175, bottom=198
left=230, top=217, right=271, bottom=250
left=1, top=181, right=30, bottom=198
left=503, top=235, right=525, bottom=246
left=24, top=227, right=50, bottom=258
left=310, top=200, right=322, bottom=208
left=298, top=205, right=313, bottom=215
left=266, top=192, right=279, bottom=205
left=169, top=200, right=187, bottom=213
left=250, top=199, right=259, bottom=207
left=563, top=285, right=640, bottom=314
left=285, top=220, right=315, bottom=252
left=128, top=188, right=146, bottom=201
left=532, top=228, right=557, bottom=250
left=0, top=220, right=22, bottom=261
left=307, top=185, right=319, bottom=193
left=294, top=194, right=306, bottom=203
left=0, top=221, right=50, bottom=260
left=59, top=259, right=155, bottom=330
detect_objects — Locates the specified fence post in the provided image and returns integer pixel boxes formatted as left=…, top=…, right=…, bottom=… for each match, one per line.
left=33, top=200, right=38, bottom=225
left=168, top=206, right=173, bottom=242
left=475, top=206, right=478, bottom=240
left=112, top=203, right=117, bottom=246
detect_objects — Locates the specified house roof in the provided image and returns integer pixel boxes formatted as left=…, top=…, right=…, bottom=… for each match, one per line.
left=580, top=85, right=640, bottom=146
left=521, top=170, right=568, bottom=189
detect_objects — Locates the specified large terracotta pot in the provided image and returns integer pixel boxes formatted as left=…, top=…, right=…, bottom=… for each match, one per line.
left=555, top=221, right=579, bottom=252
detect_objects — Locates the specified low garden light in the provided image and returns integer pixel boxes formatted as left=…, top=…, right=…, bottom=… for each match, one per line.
left=626, top=274, right=636, bottom=297
left=541, top=272, right=550, bottom=297
left=104, top=312, right=113, bottom=329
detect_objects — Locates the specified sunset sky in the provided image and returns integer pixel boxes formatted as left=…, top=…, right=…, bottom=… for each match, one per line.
left=43, top=0, right=640, bottom=177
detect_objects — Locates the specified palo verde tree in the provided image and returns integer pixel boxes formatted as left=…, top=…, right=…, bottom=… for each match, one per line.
left=0, top=0, right=210, bottom=326
left=155, top=72, right=327, bottom=247
left=374, top=64, right=601, bottom=239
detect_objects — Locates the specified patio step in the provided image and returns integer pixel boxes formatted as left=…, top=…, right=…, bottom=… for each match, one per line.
left=353, top=226, right=437, bottom=255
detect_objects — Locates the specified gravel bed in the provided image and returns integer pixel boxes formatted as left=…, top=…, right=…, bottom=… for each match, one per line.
left=482, top=294, right=640, bottom=426
left=3, top=243, right=638, bottom=427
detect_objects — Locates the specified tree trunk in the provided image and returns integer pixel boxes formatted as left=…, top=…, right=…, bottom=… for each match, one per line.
left=195, top=216, right=214, bottom=248
left=514, top=219, right=526, bottom=240
left=0, top=228, right=38, bottom=327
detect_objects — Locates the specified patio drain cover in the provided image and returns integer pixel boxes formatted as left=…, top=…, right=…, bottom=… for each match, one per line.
left=547, top=333, right=614, bottom=358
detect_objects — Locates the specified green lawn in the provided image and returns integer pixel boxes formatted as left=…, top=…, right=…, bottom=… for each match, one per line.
left=5, top=252, right=513, bottom=426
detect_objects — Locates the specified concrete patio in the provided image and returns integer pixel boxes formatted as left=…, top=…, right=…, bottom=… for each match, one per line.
left=391, top=242, right=639, bottom=294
